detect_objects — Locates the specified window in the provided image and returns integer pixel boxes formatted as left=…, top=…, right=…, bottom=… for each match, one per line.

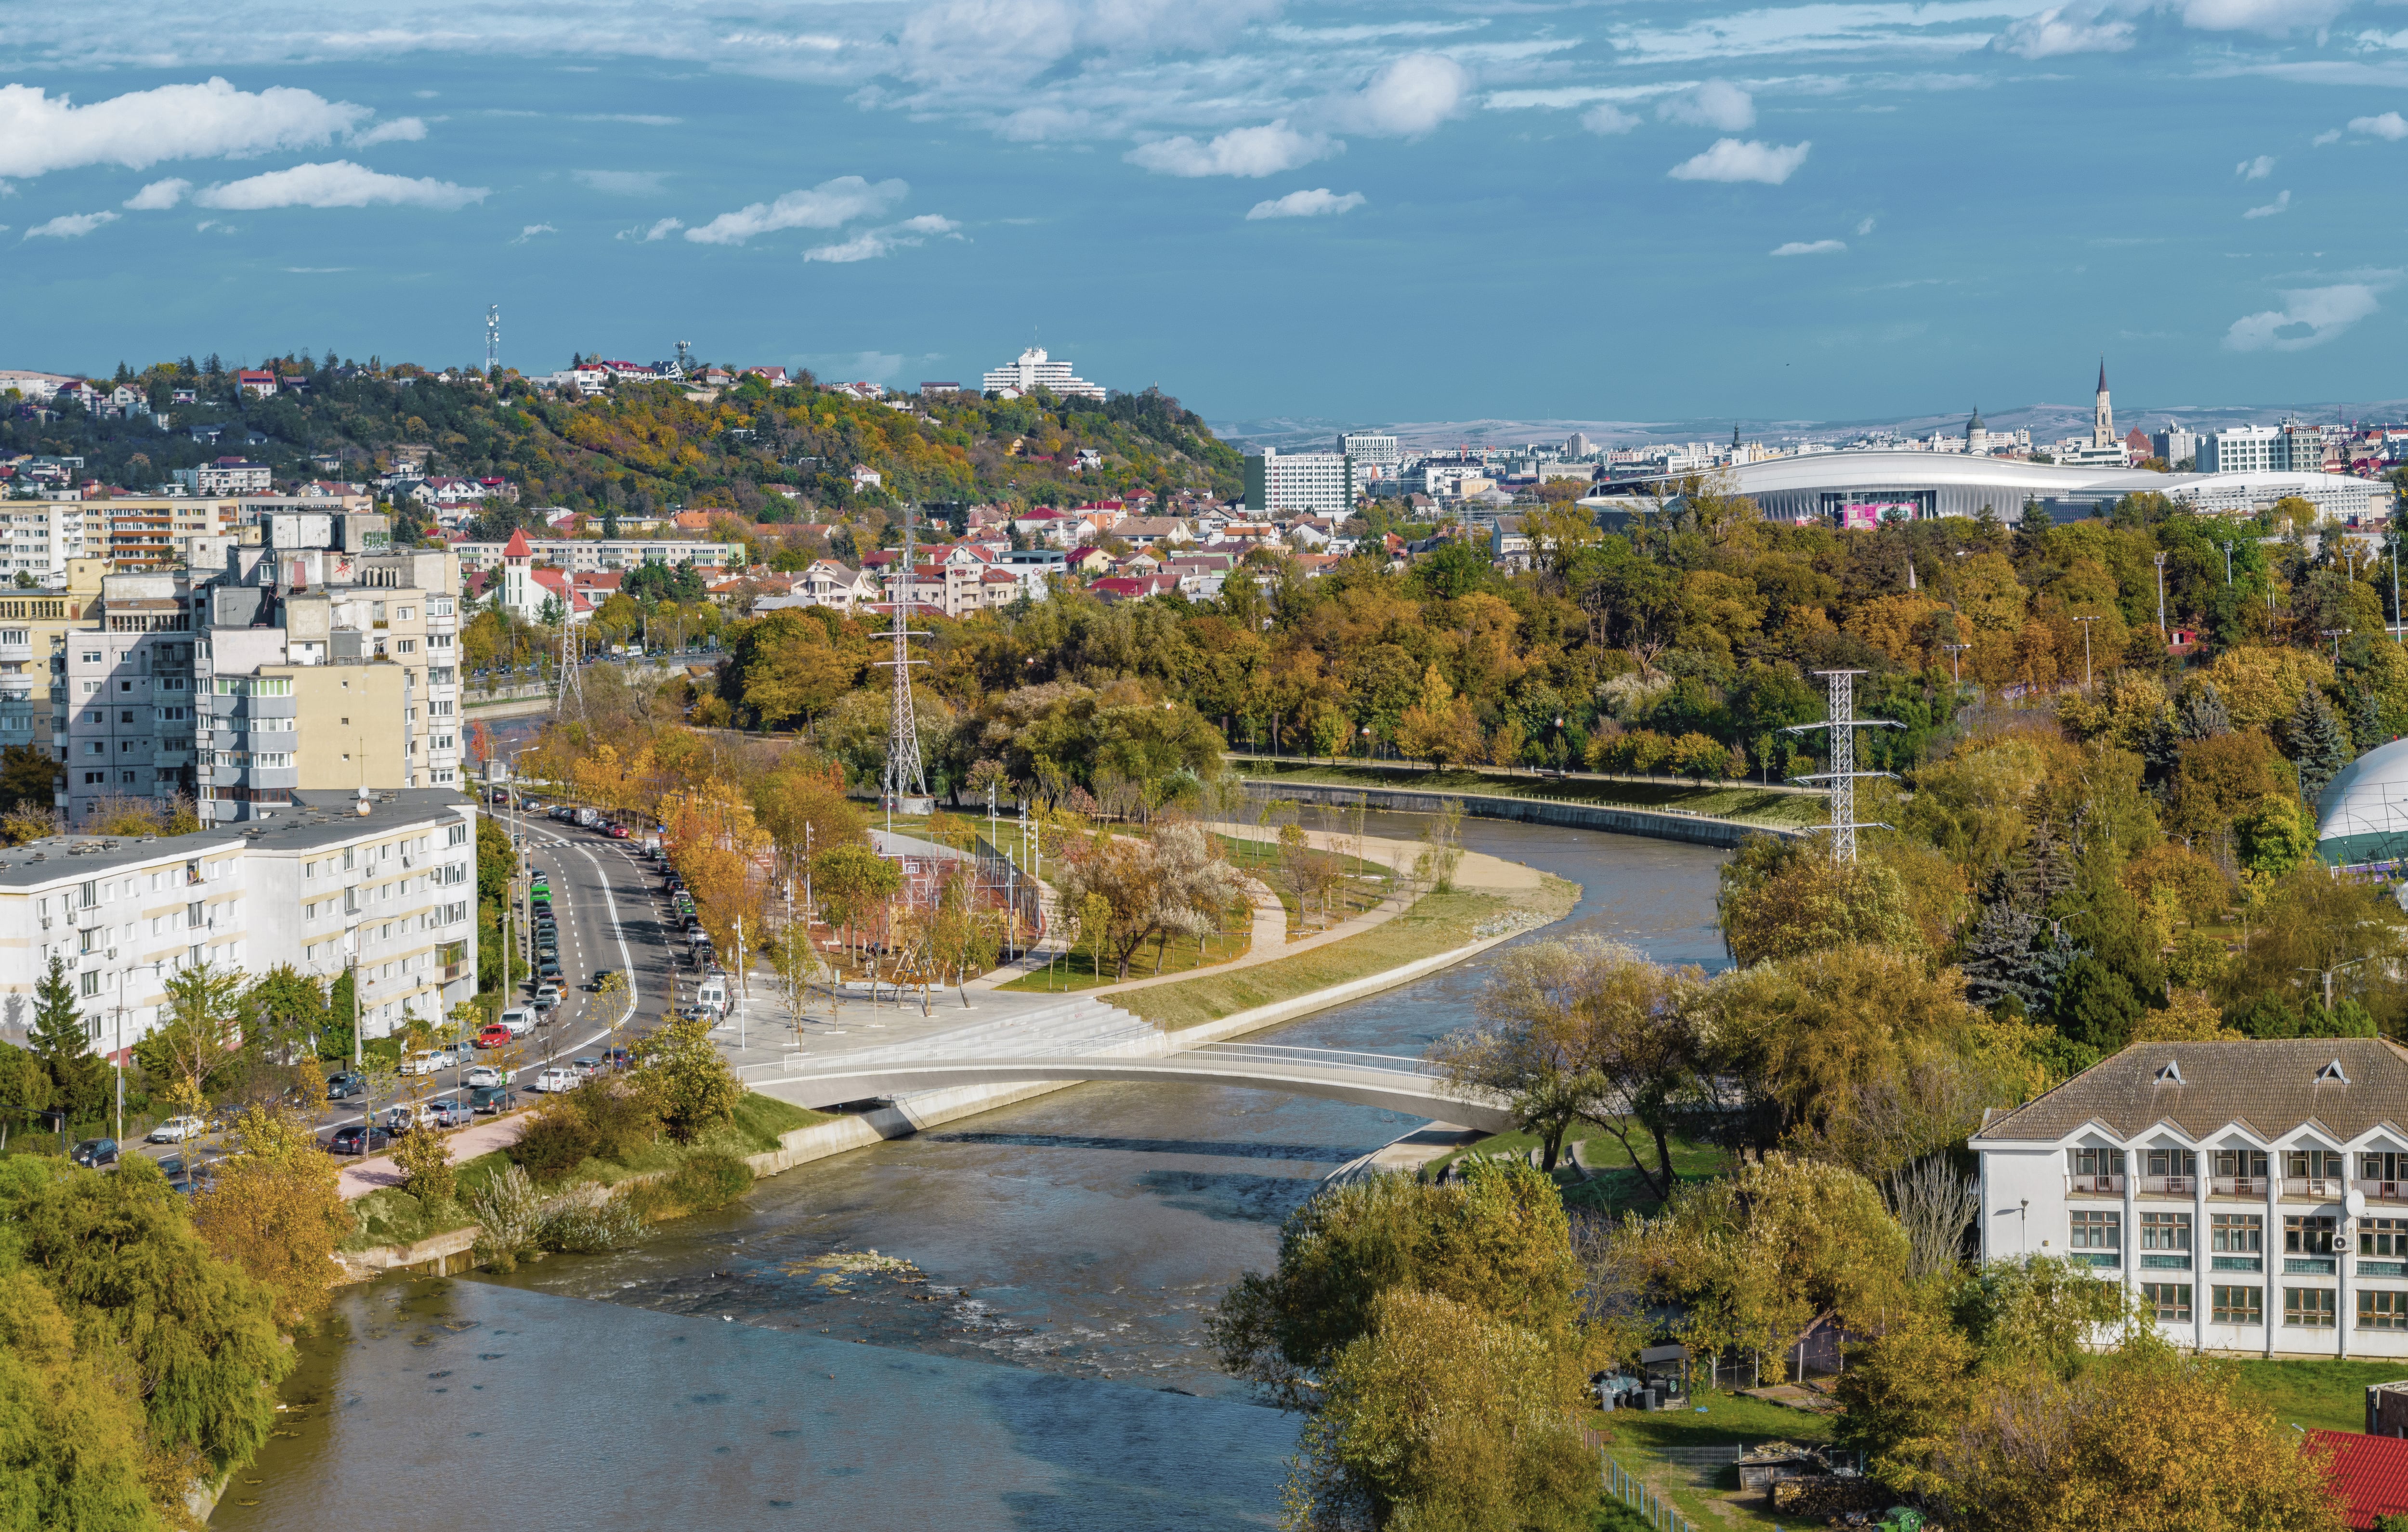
left=2071, top=1210, right=2120, bottom=1254
left=2286, top=1216, right=2338, bottom=1255
left=79, top=650, right=98, bottom=663
left=2289, top=1149, right=2346, bottom=1180
left=2141, top=1212, right=2192, bottom=1251
left=2213, top=1285, right=2263, bottom=1324
left=79, top=970, right=97, bottom=997
left=2286, top=1288, right=2338, bottom=1328
left=2365, top=1220, right=2408, bottom=1257
left=2366, top=1152, right=2408, bottom=1183
left=2362, top=1290, right=2408, bottom=1330
left=2141, top=1284, right=2192, bottom=1322
left=186, top=901, right=202, bottom=929
left=2146, top=1148, right=2197, bottom=1178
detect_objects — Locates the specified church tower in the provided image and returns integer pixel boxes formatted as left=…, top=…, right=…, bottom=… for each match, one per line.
left=500, top=527, right=535, bottom=620
left=2092, top=358, right=2113, bottom=449
left=1967, top=406, right=1987, bottom=455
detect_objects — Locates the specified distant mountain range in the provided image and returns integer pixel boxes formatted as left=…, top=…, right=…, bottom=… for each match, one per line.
left=1211, top=399, right=2408, bottom=455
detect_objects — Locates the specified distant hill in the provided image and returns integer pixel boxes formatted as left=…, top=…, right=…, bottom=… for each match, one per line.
left=0, top=354, right=1246, bottom=525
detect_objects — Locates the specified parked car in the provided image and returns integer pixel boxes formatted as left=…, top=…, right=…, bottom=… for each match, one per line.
left=534, top=982, right=563, bottom=1006
left=147, top=1115, right=207, bottom=1144
left=600, top=1047, right=632, bottom=1071
left=385, top=1103, right=433, bottom=1131
left=425, top=1097, right=472, bottom=1130
left=498, top=1007, right=536, bottom=1037
left=156, top=1154, right=216, bottom=1195
left=570, top=1057, right=602, bottom=1079
left=326, top=1070, right=366, bottom=1100
left=537, top=960, right=563, bottom=982
left=327, top=1124, right=392, bottom=1156
left=399, top=1048, right=458, bottom=1076
left=607, top=824, right=630, bottom=839
left=533, top=1067, right=578, bottom=1093
left=474, top=1023, right=510, bottom=1049
left=470, top=1084, right=519, bottom=1115
left=70, top=1137, right=119, bottom=1168
left=464, top=1064, right=504, bottom=1089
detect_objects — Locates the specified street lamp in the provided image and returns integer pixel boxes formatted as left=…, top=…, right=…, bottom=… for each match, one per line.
left=2071, top=614, right=2103, bottom=689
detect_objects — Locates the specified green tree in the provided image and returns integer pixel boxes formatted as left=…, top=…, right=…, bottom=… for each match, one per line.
left=1716, top=835, right=1929, bottom=968
left=633, top=1013, right=744, bottom=1143
left=141, top=961, right=247, bottom=1116
left=809, top=842, right=902, bottom=960
left=189, top=1105, right=350, bottom=1325
left=26, top=955, right=104, bottom=1126
left=2288, top=687, right=2351, bottom=806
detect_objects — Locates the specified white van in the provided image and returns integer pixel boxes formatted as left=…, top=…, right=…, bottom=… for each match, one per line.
left=498, top=1008, right=535, bottom=1037
left=696, top=975, right=728, bottom=1015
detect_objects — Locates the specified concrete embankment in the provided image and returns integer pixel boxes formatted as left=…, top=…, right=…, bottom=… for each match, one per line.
left=1236, top=776, right=1801, bottom=850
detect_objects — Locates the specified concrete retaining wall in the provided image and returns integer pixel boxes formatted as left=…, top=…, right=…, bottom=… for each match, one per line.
left=1238, top=777, right=1802, bottom=850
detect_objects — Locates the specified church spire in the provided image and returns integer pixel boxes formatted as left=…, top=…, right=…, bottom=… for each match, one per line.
left=2097, top=356, right=2107, bottom=394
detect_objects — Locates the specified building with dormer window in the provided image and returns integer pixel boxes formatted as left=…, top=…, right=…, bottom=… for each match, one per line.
left=1973, top=1039, right=2408, bottom=1358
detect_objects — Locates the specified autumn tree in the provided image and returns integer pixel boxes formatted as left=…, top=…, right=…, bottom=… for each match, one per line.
left=1395, top=664, right=1482, bottom=771
left=1049, top=822, right=1245, bottom=980
left=810, top=842, right=901, bottom=961
left=142, top=961, right=248, bottom=1117
left=190, top=1104, right=351, bottom=1324
left=634, top=1013, right=744, bottom=1143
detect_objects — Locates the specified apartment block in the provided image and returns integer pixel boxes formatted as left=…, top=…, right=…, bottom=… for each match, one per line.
left=55, top=576, right=199, bottom=824
left=452, top=538, right=741, bottom=575
left=1243, top=448, right=1357, bottom=517
left=0, top=789, right=476, bottom=1053
left=1973, top=1039, right=2408, bottom=1358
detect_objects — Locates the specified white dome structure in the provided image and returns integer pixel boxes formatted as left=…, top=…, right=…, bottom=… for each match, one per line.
left=2315, top=736, right=2408, bottom=868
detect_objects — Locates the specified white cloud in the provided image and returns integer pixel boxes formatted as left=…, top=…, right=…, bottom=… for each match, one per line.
left=2315, top=129, right=2343, bottom=145
left=1246, top=187, right=1366, bottom=220
left=2352, top=111, right=2408, bottom=139
left=1995, top=7, right=2134, bottom=58
left=574, top=169, right=666, bottom=194
left=350, top=117, right=427, bottom=147
left=998, top=106, right=1093, bottom=142
left=2181, top=0, right=2349, bottom=31
left=1127, top=120, right=1338, bottom=178
left=1771, top=238, right=1845, bottom=255
left=684, top=176, right=907, bottom=244
left=636, top=217, right=683, bottom=241
left=24, top=210, right=118, bottom=239
left=194, top=160, right=487, bottom=210
left=1855, top=215, right=1877, bottom=234
left=2236, top=154, right=2277, bottom=179
left=2224, top=283, right=2382, bottom=350
left=803, top=212, right=961, bottom=262
left=895, top=0, right=1280, bottom=90
left=1346, top=53, right=1470, bottom=136
left=123, top=178, right=190, bottom=210
left=1668, top=138, right=1811, bottom=184
left=2244, top=189, right=2290, bottom=217
left=1658, top=79, right=1755, bottom=131
left=0, top=79, right=369, bottom=179
left=1581, top=104, right=1641, bottom=134
left=511, top=222, right=556, bottom=244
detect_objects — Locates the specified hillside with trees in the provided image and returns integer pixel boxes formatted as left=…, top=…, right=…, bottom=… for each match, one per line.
left=2, top=353, right=1245, bottom=527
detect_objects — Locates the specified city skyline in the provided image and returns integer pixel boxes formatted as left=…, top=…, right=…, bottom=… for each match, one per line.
left=7, top=0, right=2408, bottom=420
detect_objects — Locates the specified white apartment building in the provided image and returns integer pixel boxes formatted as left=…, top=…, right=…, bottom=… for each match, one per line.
left=453, top=538, right=742, bottom=576
left=1244, top=448, right=1357, bottom=517
left=56, top=577, right=199, bottom=823
left=173, top=461, right=273, bottom=495
left=2198, top=425, right=2287, bottom=475
left=0, top=789, right=477, bottom=1055
left=1973, top=1039, right=2408, bottom=1358
left=1339, top=433, right=1402, bottom=471
left=980, top=346, right=1106, bottom=402
left=0, top=503, right=96, bottom=578
left=2153, top=425, right=2199, bottom=467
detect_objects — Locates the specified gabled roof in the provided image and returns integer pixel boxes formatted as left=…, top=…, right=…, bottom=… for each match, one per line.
left=501, top=529, right=533, bottom=558
left=1975, top=1039, right=2408, bottom=1145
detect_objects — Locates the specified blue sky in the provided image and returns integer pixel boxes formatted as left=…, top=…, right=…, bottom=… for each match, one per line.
left=6, top=0, right=2408, bottom=425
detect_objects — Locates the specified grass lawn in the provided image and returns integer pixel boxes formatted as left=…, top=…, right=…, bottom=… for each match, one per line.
left=1589, top=1389, right=1839, bottom=1531
left=1215, top=832, right=1393, bottom=940
left=1230, top=759, right=1822, bottom=829
left=1428, top=1122, right=1734, bottom=1219
left=2233, top=1357, right=2408, bottom=1434
left=340, top=1091, right=833, bottom=1253
left=1115, top=876, right=1578, bottom=1031
left=1000, top=893, right=1256, bottom=993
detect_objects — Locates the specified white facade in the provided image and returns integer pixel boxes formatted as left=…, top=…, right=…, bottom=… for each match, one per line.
left=2199, top=425, right=2287, bottom=474
left=0, top=791, right=476, bottom=1055
left=1973, top=1040, right=2408, bottom=1358
left=1339, top=433, right=1402, bottom=470
left=1245, top=448, right=1356, bottom=516
left=981, top=347, right=1106, bottom=402
left=173, top=461, right=272, bottom=495
left=2153, top=425, right=2199, bottom=467
left=453, top=538, right=743, bottom=575
left=0, top=503, right=96, bottom=577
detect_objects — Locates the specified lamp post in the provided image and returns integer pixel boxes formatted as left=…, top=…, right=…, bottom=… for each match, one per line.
left=2072, top=614, right=2102, bottom=689
left=2153, top=552, right=2169, bottom=641
left=2324, top=627, right=2350, bottom=666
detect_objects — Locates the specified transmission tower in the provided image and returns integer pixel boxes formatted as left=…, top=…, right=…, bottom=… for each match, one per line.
left=1782, top=669, right=1900, bottom=864
left=485, top=304, right=500, bottom=375
left=674, top=339, right=693, bottom=379
left=876, top=504, right=932, bottom=812
left=552, top=619, right=588, bottom=726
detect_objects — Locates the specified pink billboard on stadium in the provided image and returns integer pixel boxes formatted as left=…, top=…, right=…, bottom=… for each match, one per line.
left=1842, top=501, right=1917, bottom=530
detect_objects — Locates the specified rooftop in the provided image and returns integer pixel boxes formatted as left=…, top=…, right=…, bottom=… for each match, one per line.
left=0, top=789, right=471, bottom=886
left=1974, top=1039, right=2408, bottom=1144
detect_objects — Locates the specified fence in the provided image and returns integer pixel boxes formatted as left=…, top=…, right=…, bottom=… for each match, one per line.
left=1604, top=1455, right=1699, bottom=1532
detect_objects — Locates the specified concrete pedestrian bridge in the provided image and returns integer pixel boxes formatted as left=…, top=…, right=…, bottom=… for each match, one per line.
left=749, top=1042, right=1516, bottom=1134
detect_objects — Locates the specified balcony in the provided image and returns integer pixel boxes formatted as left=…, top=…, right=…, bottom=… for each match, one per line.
left=2212, top=1176, right=2270, bottom=1198
left=2067, top=1173, right=2125, bottom=1196
left=2138, top=1175, right=2198, bottom=1197
left=2359, top=1179, right=2408, bottom=1207
left=2284, top=1177, right=2347, bottom=1201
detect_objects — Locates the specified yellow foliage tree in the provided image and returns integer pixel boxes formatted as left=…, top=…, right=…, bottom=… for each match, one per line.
left=190, top=1105, right=350, bottom=1325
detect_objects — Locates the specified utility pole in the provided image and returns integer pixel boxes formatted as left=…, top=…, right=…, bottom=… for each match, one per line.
left=2153, top=551, right=2169, bottom=640
left=1942, top=642, right=1970, bottom=688
left=2221, top=539, right=2235, bottom=586
left=2072, top=614, right=2103, bottom=689
left=1782, top=669, right=1902, bottom=865
left=876, top=503, right=932, bottom=828
left=2395, top=530, right=2404, bottom=645
left=2325, top=627, right=2350, bottom=665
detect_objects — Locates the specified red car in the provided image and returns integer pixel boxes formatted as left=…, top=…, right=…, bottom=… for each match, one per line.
left=607, top=824, right=630, bottom=839
left=475, top=1023, right=512, bottom=1049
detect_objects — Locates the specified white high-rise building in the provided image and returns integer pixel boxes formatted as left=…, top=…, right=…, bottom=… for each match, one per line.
left=981, top=347, right=1105, bottom=402
left=2198, top=426, right=2287, bottom=474
left=1339, top=433, right=1401, bottom=470
left=1245, top=449, right=1356, bottom=516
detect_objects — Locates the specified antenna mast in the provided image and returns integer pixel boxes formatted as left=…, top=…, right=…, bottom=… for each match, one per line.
left=552, top=617, right=587, bottom=726
left=1783, top=669, right=1901, bottom=864
left=877, top=504, right=932, bottom=813
left=675, top=339, right=693, bottom=379
left=485, top=304, right=500, bottom=375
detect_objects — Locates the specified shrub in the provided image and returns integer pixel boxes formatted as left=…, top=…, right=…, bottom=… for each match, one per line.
left=507, top=1099, right=598, bottom=1182
left=619, top=1152, right=754, bottom=1224
left=574, top=1081, right=658, bottom=1160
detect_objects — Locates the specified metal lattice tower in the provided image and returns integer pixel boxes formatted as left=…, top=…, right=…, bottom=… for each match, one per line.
left=1783, top=669, right=1900, bottom=864
left=553, top=620, right=588, bottom=725
left=877, top=504, right=932, bottom=806
left=484, top=305, right=500, bottom=375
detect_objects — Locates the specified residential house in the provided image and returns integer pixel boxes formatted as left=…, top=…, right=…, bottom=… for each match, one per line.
left=1091, top=573, right=1180, bottom=604
left=236, top=370, right=276, bottom=397
left=1065, top=545, right=1113, bottom=576
left=1113, top=517, right=1193, bottom=548
left=744, top=366, right=789, bottom=386
left=1972, top=1039, right=2408, bottom=1358
left=174, top=459, right=272, bottom=495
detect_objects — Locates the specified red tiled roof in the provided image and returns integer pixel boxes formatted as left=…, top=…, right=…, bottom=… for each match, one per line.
left=2313, top=1430, right=2408, bottom=1529
left=502, top=528, right=533, bottom=557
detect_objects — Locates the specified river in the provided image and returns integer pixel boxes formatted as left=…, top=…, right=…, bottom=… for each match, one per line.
left=211, top=812, right=1728, bottom=1530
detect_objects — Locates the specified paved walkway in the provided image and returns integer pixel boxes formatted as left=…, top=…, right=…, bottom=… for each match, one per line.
left=338, top=1108, right=536, bottom=1199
